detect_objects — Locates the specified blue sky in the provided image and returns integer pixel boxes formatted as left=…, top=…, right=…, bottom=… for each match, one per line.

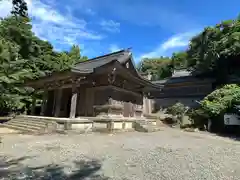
left=1, top=0, right=240, bottom=64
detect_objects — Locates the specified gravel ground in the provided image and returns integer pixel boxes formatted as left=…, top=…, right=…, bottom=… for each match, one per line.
left=0, top=127, right=18, bottom=134
left=0, top=127, right=240, bottom=180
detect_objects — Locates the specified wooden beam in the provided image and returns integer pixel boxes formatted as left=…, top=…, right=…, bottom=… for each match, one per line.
left=40, top=77, right=88, bottom=91
left=27, top=76, right=87, bottom=90
left=92, top=85, right=142, bottom=97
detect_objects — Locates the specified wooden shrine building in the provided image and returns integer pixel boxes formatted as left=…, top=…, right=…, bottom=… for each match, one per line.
left=25, top=49, right=161, bottom=118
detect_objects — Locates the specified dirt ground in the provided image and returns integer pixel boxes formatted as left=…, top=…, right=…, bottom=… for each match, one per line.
left=0, top=127, right=240, bottom=180
left=0, top=127, right=18, bottom=134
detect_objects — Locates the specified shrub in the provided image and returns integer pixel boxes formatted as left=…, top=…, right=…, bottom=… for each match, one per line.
left=201, top=84, right=240, bottom=118
left=187, top=108, right=209, bottom=129
left=166, top=102, right=186, bottom=117
left=186, top=84, right=240, bottom=131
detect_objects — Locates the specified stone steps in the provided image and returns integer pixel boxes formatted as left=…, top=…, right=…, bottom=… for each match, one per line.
left=6, top=121, right=45, bottom=130
left=1, top=124, right=37, bottom=133
left=9, top=119, right=50, bottom=126
left=11, top=117, right=54, bottom=123
left=2, top=116, right=58, bottom=134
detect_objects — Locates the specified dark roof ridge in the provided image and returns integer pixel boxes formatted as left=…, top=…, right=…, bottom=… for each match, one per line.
left=75, top=49, right=130, bottom=66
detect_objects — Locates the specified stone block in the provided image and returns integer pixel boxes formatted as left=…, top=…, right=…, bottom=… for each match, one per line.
left=72, top=123, right=93, bottom=130
left=124, top=122, right=134, bottom=129
left=113, top=122, right=123, bottom=129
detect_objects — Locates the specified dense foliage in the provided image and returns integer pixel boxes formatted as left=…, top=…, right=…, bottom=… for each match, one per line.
left=139, top=51, right=188, bottom=80
left=200, top=84, right=240, bottom=118
left=12, top=0, right=28, bottom=17
left=166, top=102, right=187, bottom=117
left=139, top=57, right=173, bottom=80
left=186, top=18, right=240, bottom=78
left=172, top=52, right=187, bottom=69
left=140, top=15, right=240, bottom=82
left=0, top=2, right=87, bottom=115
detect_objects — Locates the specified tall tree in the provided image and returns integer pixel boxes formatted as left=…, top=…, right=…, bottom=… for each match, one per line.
left=140, top=57, right=173, bottom=80
left=11, top=0, right=28, bottom=17
left=186, top=16, right=240, bottom=83
left=68, top=45, right=87, bottom=64
left=171, top=51, right=187, bottom=69
left=0, top=15, right=89, bottom=115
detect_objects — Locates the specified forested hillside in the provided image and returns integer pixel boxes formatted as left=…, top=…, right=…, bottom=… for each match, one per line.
left=0, top=0, right=87, bottom=115
left=138, top=52, right=187, bottom=80
left=140, top=16, right=240, bottom=82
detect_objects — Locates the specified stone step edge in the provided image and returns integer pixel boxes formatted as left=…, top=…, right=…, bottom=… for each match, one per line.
left=5, top=122, right=44, bottom=131
left=1, top=124, right=37, bottom=133
left=11, top=118, right=57, bottom=124
left=8, top=120, right=50, bottom=127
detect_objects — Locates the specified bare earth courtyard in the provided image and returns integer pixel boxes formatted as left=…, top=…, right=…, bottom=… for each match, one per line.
left=0, top=128, right=240, bottom=180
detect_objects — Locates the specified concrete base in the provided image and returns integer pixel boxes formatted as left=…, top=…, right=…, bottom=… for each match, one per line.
left=14, top=115, right=157, bottom=133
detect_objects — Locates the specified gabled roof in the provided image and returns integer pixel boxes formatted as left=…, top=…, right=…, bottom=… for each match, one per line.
left=152, top=69, right=215, bottom=86
left=72, top=49, right=131, bottom=74
left=25, top=49, right=162, bottom=92
left=152, top=76, right=198, bottom=85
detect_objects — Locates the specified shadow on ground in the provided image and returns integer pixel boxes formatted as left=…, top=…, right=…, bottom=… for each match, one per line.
left=0, top=156, right=109, bottom=180
left=214, top=132, right=240, bottom=141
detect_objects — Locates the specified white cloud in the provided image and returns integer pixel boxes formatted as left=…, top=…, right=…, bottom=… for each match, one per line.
left=72, top=0, right=201, bottom=33
left=139, top=31, right=199, bottom=59
left=100, top=20, right=120, bottom=33
left=0, top=0, right=103, bottom=49
left=109, top=44, right=121, bottom=52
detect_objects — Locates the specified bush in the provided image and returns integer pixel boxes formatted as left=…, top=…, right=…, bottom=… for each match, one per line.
left=187, top=108, right=209, bottom=130
left=186, top=84, right=240, bottom=131
left=166, top=103, right=186, bottom=117
left=201, top=84, right=240, bottom=118
left=165, top=103, right=191, bottom=127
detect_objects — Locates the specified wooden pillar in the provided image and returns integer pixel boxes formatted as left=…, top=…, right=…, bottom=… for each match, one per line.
left=51, top=90, right=57, bottom=116
left=148, top=98, right=152, bottom=114
left=40, top=90, right=48, bottom=116
left=31, top=96, right=36, bottom=115
left=54, top=89, right=62, bottom=117
left=70, top=85, right=78, bottom=118
left=143, top=94, right=148, bottom=115
left=143, top=92, right=152, bottom=115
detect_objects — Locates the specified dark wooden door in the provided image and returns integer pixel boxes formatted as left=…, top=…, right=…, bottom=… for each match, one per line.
left=86, top=88, right=94, bottom=116
left=45, top=90, right=54, bottom=116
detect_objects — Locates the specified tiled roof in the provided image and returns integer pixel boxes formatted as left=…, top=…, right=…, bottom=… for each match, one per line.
left=72, top=49, right=131, bottom=73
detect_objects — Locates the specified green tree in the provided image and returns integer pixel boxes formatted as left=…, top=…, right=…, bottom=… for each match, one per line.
left=140, top=57, right=173, bottom=80
left=68, top=45, right=88, bottom=64
left=172, top=51, right=187, bottom=69
left=11, top=0, right=28, bottom=17
left=0, top=15, right=88, bottom=115
left=186, top=17, right=240, bottom=83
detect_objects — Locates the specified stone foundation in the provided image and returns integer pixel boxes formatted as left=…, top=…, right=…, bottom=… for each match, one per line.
left=71, top=123, right=93, bottom=130
left=14, top=115, right=156, bottom=133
